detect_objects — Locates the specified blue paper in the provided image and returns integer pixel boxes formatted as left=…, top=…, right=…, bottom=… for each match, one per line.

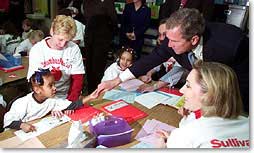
left=103, top=89, right=141, bottom=103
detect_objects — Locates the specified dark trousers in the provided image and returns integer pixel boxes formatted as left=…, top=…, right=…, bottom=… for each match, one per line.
left=85, top=15, right=113, bottom=93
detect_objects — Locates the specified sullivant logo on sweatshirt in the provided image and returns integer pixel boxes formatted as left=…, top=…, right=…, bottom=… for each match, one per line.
left=41, top=57, right=72, bottom=69
left=210, top=138, right=249, bottom=148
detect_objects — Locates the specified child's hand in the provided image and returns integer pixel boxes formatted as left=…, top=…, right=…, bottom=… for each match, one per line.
left=64, top=110, right=74, bottom=116
left=177, top=107, right=190, bottom=117
left=51, top=110, right=64, bottom=118
left=89, top=89, right=100, bottom=100
left=20, top=122, right=36, bottom=133
left=82, top=89, right=100, bottom=104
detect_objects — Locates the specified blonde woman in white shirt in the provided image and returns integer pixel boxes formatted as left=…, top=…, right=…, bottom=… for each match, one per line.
left=156, top=60, right=249, bottom=148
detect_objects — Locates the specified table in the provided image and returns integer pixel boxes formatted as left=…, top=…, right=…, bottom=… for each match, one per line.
left=0, top=57, right=30, bottom=104
left=0, top=56, right=29, bottom=84
left=0, top=93, right=182, bottom=148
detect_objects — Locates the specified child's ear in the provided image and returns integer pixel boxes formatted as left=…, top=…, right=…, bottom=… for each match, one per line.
left=33, top=86, right=41, bottom=94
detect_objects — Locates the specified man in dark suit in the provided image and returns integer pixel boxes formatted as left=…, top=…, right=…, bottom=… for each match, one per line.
left=159, top=0, right=214, bottom=21
left=83, top=0, right=118, bottom=93
left=97, top=8, right=249, bottom=113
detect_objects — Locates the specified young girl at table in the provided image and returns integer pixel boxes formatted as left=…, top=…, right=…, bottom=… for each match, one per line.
left=4, top=68, right=99, bottom=133
left=156, top=60, right=249, bottom=148
left=101, top=46, right=136, bottom=82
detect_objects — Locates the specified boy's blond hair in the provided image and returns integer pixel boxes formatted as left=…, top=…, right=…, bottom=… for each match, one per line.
left=28, top=30, right=44, bottom=42
left=51, top=15, right=76, bottom=40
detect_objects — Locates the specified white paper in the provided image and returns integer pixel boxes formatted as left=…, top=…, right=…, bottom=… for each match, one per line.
left=103, top=89, right=140, bottom=103
left=104, top=101, right=128, bottom=112
left=15, top=115, right=70, bottom=141
left=135, top=91, right=181, bottom=109
left=135, top=119, right=176, bottom=148
left=134, top=92, right=167, bottom=109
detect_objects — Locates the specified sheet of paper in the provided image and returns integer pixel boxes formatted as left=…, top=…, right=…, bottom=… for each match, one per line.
left=104, top=100, right=129, bottom=112
left=147, top=119, right=176, bottom=133
left=0, top=136, right=45, bottom=148
left=135, top=119, right=176, bottom=145
left=134, top=92, right=167, bottom=109
left=158, top=91, right=181, bottom=107
left=119, top=79, right=144, bottom=91
left=137, top=133, right=164, bottom=148
left=103, top=89, right=140, bottom=103
left=14, top=115, right=70, bottom=141
left=131, top=141, right=154, bottom=148
left=135, top=91, right=181, bottom=109
left=135, top=119, right=152, bottom=140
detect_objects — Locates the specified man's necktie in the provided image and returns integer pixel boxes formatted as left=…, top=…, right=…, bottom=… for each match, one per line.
left=188, top=51, right=197, bottom=66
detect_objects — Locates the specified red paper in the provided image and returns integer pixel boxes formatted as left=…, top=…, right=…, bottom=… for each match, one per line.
left=159, top=87, right=183, bottom=96
left=101, top=100, right=148, bottom=124
left=67, top=104, right=102, bottom=123
left=0, top=65, right=24, bottom=72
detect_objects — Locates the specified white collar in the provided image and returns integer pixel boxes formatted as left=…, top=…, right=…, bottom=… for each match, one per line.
left=192, top=36, right=203, bottom=60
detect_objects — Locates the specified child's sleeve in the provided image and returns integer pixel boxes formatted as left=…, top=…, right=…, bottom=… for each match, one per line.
left=53, top=99, right=83, bottom=111
left=3, top=99, right=27, bottom=129
left=101, top=63, right=119, bottom=82
left=52, top=98, right=72, bottom=111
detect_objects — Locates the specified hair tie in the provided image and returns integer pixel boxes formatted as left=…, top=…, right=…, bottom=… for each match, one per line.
left=34, top=68, right=50, bottom=85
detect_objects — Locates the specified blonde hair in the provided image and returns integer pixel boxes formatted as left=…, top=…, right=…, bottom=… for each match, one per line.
left=51, top=15, right=76, bottom=40
left=193, top=60, right=242, bottom=118
left=28, top=30, right=44, bottom=42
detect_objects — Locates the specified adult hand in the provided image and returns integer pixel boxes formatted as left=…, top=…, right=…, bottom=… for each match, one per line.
left=155, top=130, right=170, bottom=148
left=96, top=77, right=121, bottom=95
left=137, top=84, right=154, bottom=93
left=20, top=122, right=36, bottom=133
left=139, top=75, right=152, bottom=83
left=156, top=130, right=170, bottom=139
left=177, top=107, right=190, bottom=117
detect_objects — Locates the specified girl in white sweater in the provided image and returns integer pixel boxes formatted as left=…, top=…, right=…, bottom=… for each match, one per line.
left=4, top=68, right=98, bottom=133
left=101, top=46, right=135, bottom=82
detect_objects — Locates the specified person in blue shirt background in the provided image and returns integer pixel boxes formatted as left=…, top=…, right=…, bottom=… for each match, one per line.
left=120, top=0, right=151, bottom=59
